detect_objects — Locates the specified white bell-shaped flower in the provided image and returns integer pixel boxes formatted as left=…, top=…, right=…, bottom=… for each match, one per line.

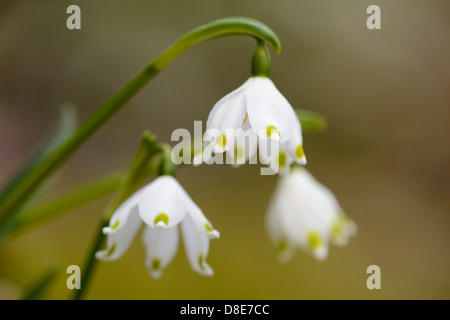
left=201, top=76, right=306, bottom=167
left=266, top=167, right=356, bottom=262
left=96, top=175, right=220, bottom=279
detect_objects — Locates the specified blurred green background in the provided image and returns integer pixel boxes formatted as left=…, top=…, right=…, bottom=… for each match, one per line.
left=0, top=0, right=449, bottom=299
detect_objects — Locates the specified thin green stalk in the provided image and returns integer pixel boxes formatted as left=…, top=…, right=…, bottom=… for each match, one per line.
left=72, top=219, right=108, bottom=301
left=296, top=109, right=328, bottom=133
left=0, top=106, right=78, bottom=243
left=73, top=133, right=159, bottom=300
left=0, top=17, right=280, bottom=232
left=9, top=149, right=163, bottom=239
left=158, top=143, right=176, bottom=177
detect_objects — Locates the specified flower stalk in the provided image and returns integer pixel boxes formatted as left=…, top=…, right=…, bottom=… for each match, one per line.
left=251, top=39, right=271, bottom=77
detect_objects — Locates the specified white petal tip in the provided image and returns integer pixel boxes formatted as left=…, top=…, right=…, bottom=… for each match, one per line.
left=95, top=250, right=113, bottom=261
left=231, top=162, right=243, bottom=168
left=348, top=222, right=358, bottom=236
left=209, top=230, right=220, bottom=239
left=270, top=133, right=280, bottom=142
left=277, top=251, right=294, bottom=264
left=148, top=270, right=162, bottom=280
left=196, top=256, right=214, bottom=276
left=155, top=221, right=167, bottom=228
left=213, top=146, right=226, bottom=154
left=295, top=157, right=307, bottom=165
left=192, top=155, right=203, bottom=166
left=198, top=267, right=214, bottom=277
left=202, top=150, right=212, bottom=163
left=95, top=251, right=104, bottom=260
left=312, top=248, right=328, bottom=261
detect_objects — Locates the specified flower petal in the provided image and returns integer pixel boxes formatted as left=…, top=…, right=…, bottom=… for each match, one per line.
left=266, top=169, right=333, bottom=260
left=330, top=213, right=358, bottom=246
left=286, top=118, right=306, bottom=165
left=96, top=195, right=143, bottom=261
left=276, top=146, right=295, bottom=176
left=142, top=225, right=179, bottom=280
left=225, top=125, right=258, bottom=166
left=185, top=199, right=220, bottom=239
left=206, top=78, right=251, bottom=132
left=258, top=137, right=281, bottom=174
left=192, top=146, right=204, bottom=166
left=265, top=197, right=295, bottom=263
left=138, top=176, right=190, bottom=228
left=246, top=77, right=297, bottom=143
left=181, top=212, right=214, bottom=276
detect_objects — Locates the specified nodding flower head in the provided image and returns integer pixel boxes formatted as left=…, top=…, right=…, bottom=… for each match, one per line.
left=200, top=76, right=306, bottom=168
left=96, top=175, right=219, bottom=279
left=266, top=167, right=357, bottom=262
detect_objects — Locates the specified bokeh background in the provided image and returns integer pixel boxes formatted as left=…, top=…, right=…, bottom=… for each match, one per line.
left=0, top=0, right=449, bottom=299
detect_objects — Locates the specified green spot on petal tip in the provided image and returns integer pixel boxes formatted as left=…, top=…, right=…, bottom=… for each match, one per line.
left=277, top=239, right=288, bottom=252
left=154, top=213, right=169, bottom=226
left=198, top=254, right=205, bottom=270
left=266, top=125, right=280, bottom=138
left=331, top=219, right=344, bottom=238
left=308, top=232, right=321, bottom=250
left=234, top=146, right=244, bottom=159
left=279, top=152, right=287, bottom=168
left=111, top=221, right=120, bottom=231
left=296, top=144, right=305, bottom=159
left=105, top=243, right=116, bottom=257
left=216, top=134, right=226, bottom=148
left=152, top=258, right=161, bottom=271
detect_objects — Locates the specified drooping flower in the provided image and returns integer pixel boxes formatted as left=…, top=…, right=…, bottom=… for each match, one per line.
left=199, top=76, right=306, bottom=168
left=96, top=175, right=220, bottom=279
left=266, top=167, right=356, bottom=262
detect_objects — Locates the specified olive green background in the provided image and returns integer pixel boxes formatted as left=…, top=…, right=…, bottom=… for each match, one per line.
left=0, top=0, right=449, bottom=299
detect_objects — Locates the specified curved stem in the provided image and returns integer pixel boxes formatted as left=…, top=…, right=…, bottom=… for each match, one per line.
left=0, top=17, right=281, bottom=226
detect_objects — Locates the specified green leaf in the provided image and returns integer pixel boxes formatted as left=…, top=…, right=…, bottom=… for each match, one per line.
left=9, top=141, right=163, bottom=238
left=295, top=109, right=328, bottom=133
left=11, top=171, right=124, bottom=235
left=0, top=105, right=78, bottom=243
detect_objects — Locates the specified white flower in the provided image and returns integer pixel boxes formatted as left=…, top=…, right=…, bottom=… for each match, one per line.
left=199, top=76, right=306, bottom=167
left=96, top=175, right=220, bottom=279
left=266, top=167, right=357, bottom=262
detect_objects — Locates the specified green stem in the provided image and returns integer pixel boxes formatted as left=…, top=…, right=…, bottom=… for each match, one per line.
left=252, top=38, right=271, bottom=77
left=158, top=143, right=176, bottom=177
left=72, top=219, right=108, bottom=301
left=73, top=133, right=159, bottom=300
left=0, top=17, right=280, bottom=228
